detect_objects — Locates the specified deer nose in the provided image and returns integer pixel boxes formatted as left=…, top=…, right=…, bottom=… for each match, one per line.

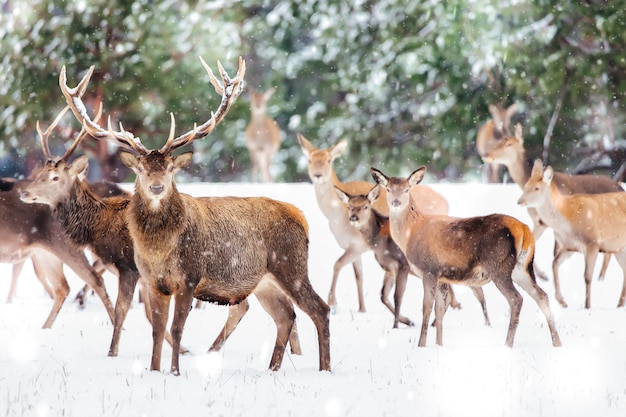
left=391, top=199, right=401, bottom=207
left=149, top=184, right=165, bottom=195
left=349, top=214, right=359, bottom=222
left=20, top=190, right=32, bottom=201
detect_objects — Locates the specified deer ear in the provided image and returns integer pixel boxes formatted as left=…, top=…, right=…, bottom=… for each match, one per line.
left=367, top=184, right=381, bottom=203
left=173, top=152, right=193, bottom=170
left=120, top=152, right=139, bottom=170
left=69, top=155, right=89, bottom=178
left=334, top=186, right=350, bottom=204
left=370, top=167, right=388, bottom=186
left=408, top=166, right=426, bottom=187
left=543, top=166, right=554, bottom=184
left=297, top=133, right=314, bottom=156
left=330, top=140, right=347, bottom=159
left=531, top=159, right=543, bottom=177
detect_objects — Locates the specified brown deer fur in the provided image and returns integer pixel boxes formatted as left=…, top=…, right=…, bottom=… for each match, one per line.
left=518, top=160, right=626, bottom=309
left=0, top=187, right=115, bottom=328
left=476, top=103, right=518, bottom=183
left=371, top=166, right=561, bottom=348
left=245, top=87, right=281, bottom=182
left=298, top=134, right=450, bottom=314
left=484, top=124, right=623, bottom=283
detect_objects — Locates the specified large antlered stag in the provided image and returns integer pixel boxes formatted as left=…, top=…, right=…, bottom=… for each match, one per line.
left=59, top=57, right=330, bottom=375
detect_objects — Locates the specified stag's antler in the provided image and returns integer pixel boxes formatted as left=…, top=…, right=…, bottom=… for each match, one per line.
left=36, top=103, right=103, bottom=162
left=59, top=66, right=148, bottom=156
left=59, top=56, right=246, bottom=155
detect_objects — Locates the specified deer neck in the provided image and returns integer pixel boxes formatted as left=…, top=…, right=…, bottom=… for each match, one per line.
left=532, top=183, right=571, bottom=232
left=128, top=185, right=186, bottom=251
left=312, top=170, right=345, bottom=219
left=505, top=149, right=531, bottom=188
left=55, top=182, right=106, bottom=247
left=388, top=197, right=425, bottom=253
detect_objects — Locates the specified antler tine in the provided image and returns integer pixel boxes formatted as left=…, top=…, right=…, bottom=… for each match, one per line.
left=160, top=56, right=246, bottom=153
left=60, top=101, right=104, bottom=162
left=59, top=65, right=148, bottom=155
left=36, top=105, right=71, bottom=161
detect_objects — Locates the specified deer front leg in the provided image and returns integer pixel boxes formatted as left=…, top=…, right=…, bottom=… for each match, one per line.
left=583, top=249, right=599, bottom=309
left=552, top=247, right=574, bottom=308
left=170, top=288, right=194, bottom=376
left=108, top=271, right=140, bottom=357
left=418, top=275, right=437, bottom=347
left=434, top=283, right=449, bottom=346
left=148, top=289, right=171, bottom=373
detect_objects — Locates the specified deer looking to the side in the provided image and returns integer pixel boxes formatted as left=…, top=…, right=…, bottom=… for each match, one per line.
left=297, top=134, right=451, bottom=314
left=334, top=185, right=491, bottom=329
left=517, top=160, right=626, bottom=309
left=483, top=124, right=624, bottom=286
left=59, top=57, right=330, bottom=375
left=476, top=103, right=518, bottom=183
left=245, top=87, right=281, bottom=182
left=0, top=182, right=116, bottom=329
left=371, top=166, right=562, bottom=348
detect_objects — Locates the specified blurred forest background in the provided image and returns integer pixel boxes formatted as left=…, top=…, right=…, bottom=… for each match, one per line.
left=1, top=0, right=626, bottom=183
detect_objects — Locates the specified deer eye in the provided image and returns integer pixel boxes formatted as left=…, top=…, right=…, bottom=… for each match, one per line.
left=137, top=166, right=144, bottom=173
left=404, top=188, right=410, bottom=193
left=168, top=165, right=174, bottom=173
left=52, top=176, right=59, bottom=182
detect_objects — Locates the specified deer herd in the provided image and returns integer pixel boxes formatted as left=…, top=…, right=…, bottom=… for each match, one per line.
left=4, top=56, right=626, bottom=376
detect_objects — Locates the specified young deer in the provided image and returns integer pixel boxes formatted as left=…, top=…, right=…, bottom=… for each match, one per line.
left=298, top=134, right=450, bottom=313
left=334, top=185, right=491, bottom=329
left=483, top=123, right=623, bottom=282
left=371, top=166, right=561, bottom=348
left=518, top=160, right=626, bottom=309
left=245, top=87, right=281, bottom=182
left=476, top=103, right=518, bottom=183
left=59, top=57, right=330, bottom=375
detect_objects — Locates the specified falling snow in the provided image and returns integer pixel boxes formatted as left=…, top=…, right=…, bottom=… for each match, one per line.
left=1, top=182, right=625, bottom=417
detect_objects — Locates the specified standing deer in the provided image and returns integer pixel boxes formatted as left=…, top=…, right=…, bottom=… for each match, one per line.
left=483, top=124, right=623, bottom=283
left=297, top=134, right=451, bottom=313
left=59, top=57, right=330, bottom=375
left=0, top=187, right=115, bottom=328
left=371, top=166, right=561, bottom=348
left=21, top=67, right=302, bottom=361
left=476, top=103, right=518, bottom=183
left=334, top=185, right=491, bottom=329
left=245, top=87, right=281, bottom=182
left=517, top=160, right=626, bottom=309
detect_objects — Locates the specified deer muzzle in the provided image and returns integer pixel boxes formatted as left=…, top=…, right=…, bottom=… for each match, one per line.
left=149, top=184, right=165, bottom=195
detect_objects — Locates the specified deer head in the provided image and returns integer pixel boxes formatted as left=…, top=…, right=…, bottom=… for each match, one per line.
left=334, top=185, right=381, bottom=228
left=370, top=167, right=426, bottom=211
left=58, top=57, right=246, bottom=207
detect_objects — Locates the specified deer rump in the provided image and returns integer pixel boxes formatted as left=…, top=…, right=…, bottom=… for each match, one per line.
left=129, top=193, right=309, bottom=305
left=406, top=214, right=524, bottom=286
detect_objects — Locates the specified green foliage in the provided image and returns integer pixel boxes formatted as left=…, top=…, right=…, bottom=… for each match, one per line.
left=2, top=0, right=626, bottom=182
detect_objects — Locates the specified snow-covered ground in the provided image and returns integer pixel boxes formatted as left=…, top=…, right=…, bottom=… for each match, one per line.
left=1, top=181, right=625, bottom=417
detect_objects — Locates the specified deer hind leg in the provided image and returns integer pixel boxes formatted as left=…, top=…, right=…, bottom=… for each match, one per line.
left=108, top=270, right=140, bottom=357
left=433, top=283, right=449, bottom=346
left=492, top=273, right=523, bottom=347
left=6, top=261, right=26, bottom=303
left=470, top=287, right=491, bottom=327
left=597, top=253, right=612, bottom=282
left=512, top=265, right=562, bottom=347
left=138, top=280, right=188, bottom=355
left=41, top=260, right=70, bottom=329
left=329, top=250, right=364, bottom=312
left=254, top=278, right=301, bottom=371
left=612, top=251, right=626, bottom=308
left=207, top=300, right=249, bottom=353
left=383, top=263, right=412, bottom=328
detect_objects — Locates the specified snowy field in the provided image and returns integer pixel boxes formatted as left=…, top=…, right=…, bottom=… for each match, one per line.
left=1, top=181, right=625, bottom=417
